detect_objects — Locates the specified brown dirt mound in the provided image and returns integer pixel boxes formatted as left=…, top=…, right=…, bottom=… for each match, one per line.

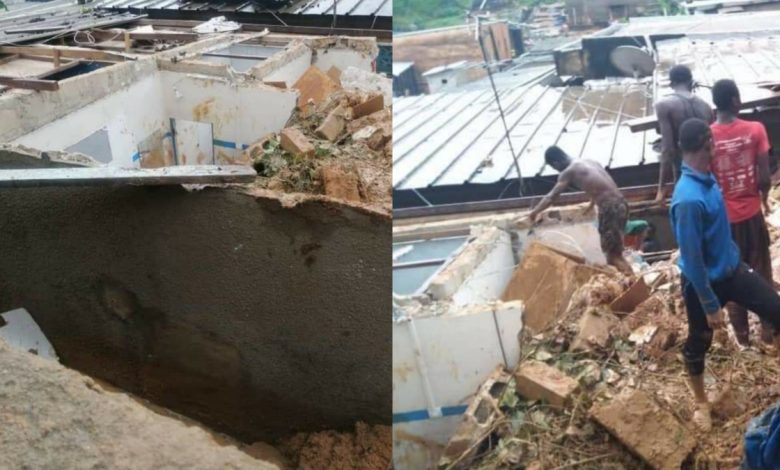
left=279, top=422, right=391, bottom=470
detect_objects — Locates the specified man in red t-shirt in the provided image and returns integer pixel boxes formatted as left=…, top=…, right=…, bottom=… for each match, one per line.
left=710, top=79, right=774, bottom=349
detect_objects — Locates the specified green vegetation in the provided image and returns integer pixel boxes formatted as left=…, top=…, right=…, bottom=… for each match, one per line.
left=393, top=0, right=472, bottom=32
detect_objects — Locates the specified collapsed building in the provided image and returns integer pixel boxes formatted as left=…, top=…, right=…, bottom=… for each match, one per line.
left=393, top=8, right=780, bottom=470
left=0, top=2, right=392, bottom=468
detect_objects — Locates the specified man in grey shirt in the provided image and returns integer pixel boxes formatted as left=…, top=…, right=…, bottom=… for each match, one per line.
left=654, top=65, right=714, bottom=205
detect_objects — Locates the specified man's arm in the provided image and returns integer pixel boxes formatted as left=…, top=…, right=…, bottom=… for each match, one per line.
left=755, top=123, right=772, bottom=211
left=656, top=102, right=675, bottom=202
left=674, top=201, right=721, bottom=316
left=529, top=172, right=572, bottom=222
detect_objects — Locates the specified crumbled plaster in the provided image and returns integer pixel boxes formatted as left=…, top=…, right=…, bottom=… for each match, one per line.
left=0, top=143, right=98, bottom=168
left=249, top=40, right=312, bottom=80
left=302, top=36, right=379, bottom=58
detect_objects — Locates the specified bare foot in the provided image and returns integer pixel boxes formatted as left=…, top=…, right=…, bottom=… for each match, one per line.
left=693, top=403, right=712, bottom=432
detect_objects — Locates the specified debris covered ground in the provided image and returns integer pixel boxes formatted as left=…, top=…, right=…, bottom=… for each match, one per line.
left=279, top=422, right=392, bottom=470
left=441, top=201, right=780, bottom=470
left=246, top=65, right=392, bottom=214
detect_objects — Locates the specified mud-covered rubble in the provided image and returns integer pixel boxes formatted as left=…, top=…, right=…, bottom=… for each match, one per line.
left=245, top=64, right=392, bottom=214
left=278, top=422, right=392, bottom=470
left=441, top=240, right=780, bottom=470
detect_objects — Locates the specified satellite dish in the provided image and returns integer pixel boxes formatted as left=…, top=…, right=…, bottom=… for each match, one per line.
left=610, top=46, right=656, bottom=78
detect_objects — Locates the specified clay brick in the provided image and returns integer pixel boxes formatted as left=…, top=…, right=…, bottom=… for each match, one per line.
left=326, top=66, right=342, bottom=86
left=315, top=106, right=346, bottom=142
left=292, top=66, right=340, bottom=111
left=280, top=127, right=315, bottom=158
left=320, top=166, right=361, bottom=202
left=591, top=390, right=696, bottom=470
left=352, top=94, right=384, bottom=119
left=610, top=277, right=651, bottom=315
left=515, top=361, right=578, bottom=408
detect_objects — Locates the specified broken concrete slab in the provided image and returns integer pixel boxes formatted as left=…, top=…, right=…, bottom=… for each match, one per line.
left=0, top=337, right=276, bottom=469
left=515, top=361, right=578, bottom=409
left=502, top=242, right=599, bottom=332
left=571, top=307, right=621, bottom=352
left=439, top=366, right=511, bottom=470
left=0, top=165, right=257, bottom=188
left=320, top=165, right=361, bottom=202
left=590, top=389, right=696, bottom=470
left=352, top=94, right=384, bottom=119
left=315, top=105, right=347, bottom=142
left=292, top=65, right=340, bottom=112
left=280, top=127, right=315, bottom=157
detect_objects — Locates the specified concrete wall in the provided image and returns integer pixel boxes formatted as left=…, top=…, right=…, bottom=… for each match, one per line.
left=451, top=230, right=515, bottom=306
left=12, top=73, right=166, bottom=166
left=0, top=185, right=391, bottom=442
left=392, top=301, right=523, bottom=468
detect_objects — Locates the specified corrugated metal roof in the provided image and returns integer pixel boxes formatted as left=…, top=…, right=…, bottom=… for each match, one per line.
left=656, top=34, right=780, bottom=89
left=0, top=3, right=141, bottom=45
left=393, top=72, right=656, bottom=190
left=289, top=0, right=391, bottom=17
left=610, top=10, right=780, bottom=36
left=393, top=61, right=413, bottom=76
left=96, top=0, right=390, bottom=16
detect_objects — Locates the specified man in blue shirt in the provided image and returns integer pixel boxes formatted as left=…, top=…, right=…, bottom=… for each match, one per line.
left=671, top=118, right=780, bottom=433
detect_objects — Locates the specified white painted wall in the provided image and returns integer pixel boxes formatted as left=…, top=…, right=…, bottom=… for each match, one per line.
left=161, top=71, right=296, bottom=162
left=262, top=49, right=313, bottom=88
left=451, top=230, right=515, bottom=306
left=393, top=301, right=523, bottom=469
left=516, top=220, right=606, bottom=264
left=313, top=48, right=373, bottom=73
left=12, top=73, right=166, bottom=166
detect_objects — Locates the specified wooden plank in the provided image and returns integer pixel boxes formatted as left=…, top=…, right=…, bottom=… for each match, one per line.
left=53, top=50, right=61, bottom=68
left=627, top=93, right=780, bottom=133
left=36, top=61, right=83, bottom=80
left=0, top=46, right=129, bottom=63
left=0, top=54, right=20, bottom=66
left=0, top=77, right=59, bottom=91
left=0, top=165, right=256, bottom=188
left=129, top=31, right=198, bottom=42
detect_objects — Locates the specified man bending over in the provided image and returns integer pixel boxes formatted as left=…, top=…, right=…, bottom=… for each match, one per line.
left=529, top=146, right=632, bottom=275
left=670, top=118, right=780, bottom=432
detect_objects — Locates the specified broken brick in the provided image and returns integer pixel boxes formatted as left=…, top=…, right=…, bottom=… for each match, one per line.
left=571, top=307, right=621, bottom=352
left=352, top=94, right=384, bottom=119
left=292, top=66, right=340, bottom=111
left=315, top=105, right=346, bottom=142
left=280, top=128, right=315, bottom=158
left=320, top=166, right=361, bottom=202
left=515, top=361, right=578, bottom=409
left=591, top=389, right=696, bottom=470
left=326, top=66, right=342, bottom=86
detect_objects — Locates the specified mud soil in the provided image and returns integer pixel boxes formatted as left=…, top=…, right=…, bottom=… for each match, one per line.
left=279, top=422, right=392, bottom=470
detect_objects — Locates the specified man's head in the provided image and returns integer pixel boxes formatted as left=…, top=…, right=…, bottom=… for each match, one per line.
left=678, top=117, right=713, bottom=165
left=712, top=79, right=741, bottom=113
left=545, top=145, right=571, bottom=172
left=669, top=65, right=693, bottom=90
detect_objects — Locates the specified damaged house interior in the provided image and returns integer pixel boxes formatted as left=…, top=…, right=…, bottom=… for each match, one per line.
left=0, top=0, right=392, bottom=468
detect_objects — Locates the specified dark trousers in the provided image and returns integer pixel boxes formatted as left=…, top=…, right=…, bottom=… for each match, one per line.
left=682, top=264, right=780, bottom=376
left=728, top=212, right=774, bottom=344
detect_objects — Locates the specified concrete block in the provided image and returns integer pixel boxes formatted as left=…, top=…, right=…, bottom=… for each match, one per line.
left=591, top=390, right=696, bottom=470
left=352, top=94, right=384, bottom=119
left=439, top=366, right=511, bottom=470
left=315, top=106, right=346, bottom=142
left=320, top=166, right=361, bottom=202
left=292, top=65, right=340, bottom=112
left=515, top=361, right=578, bottom=409
left=280, top=128, right=315, bottom=158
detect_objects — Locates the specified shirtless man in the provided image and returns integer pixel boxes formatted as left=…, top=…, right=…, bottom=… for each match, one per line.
left=529, top=146, right=633, bottom=275
left=654, top=65, right=714, bottom=204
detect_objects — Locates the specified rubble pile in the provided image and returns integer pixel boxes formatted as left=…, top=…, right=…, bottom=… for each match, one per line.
left=247, top=65, right=392, bottom=213
left=444, top=242, right=780, bottom=470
